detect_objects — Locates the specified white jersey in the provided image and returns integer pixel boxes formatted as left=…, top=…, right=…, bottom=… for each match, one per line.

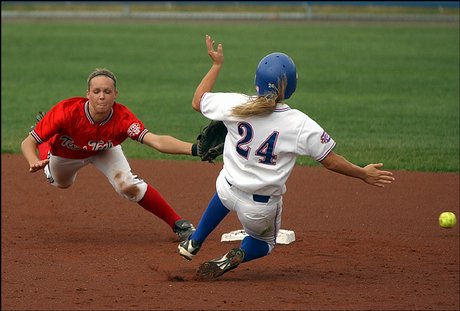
left=200, top=92, right=336, bottom=196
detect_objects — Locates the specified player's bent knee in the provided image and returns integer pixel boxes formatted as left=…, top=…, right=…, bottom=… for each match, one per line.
left=113, top=172, right=147, bottom=202
left=119, top=184, right=143, bottom=202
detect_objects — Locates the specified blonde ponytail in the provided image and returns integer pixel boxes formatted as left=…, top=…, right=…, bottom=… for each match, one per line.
left=231, top=76, right=287, bottom=118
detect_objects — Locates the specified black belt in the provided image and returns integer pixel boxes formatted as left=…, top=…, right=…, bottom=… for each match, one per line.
left=252, top=194, right=270, bottom=203
left=226, top=179, right=270, bottom=203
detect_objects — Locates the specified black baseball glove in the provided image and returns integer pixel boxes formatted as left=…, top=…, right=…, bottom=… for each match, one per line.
left=192, top=120, right=227, bottom=163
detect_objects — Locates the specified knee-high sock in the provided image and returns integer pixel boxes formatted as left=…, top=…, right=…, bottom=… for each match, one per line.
left=191, top=192, right=230, bottom=244
left=240, top=236, right=269, bottom=263
left=137, top=184, right=180, bottom=229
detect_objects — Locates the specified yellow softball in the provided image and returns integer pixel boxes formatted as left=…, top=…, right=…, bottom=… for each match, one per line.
left=438, top=212, right=457, bottom=229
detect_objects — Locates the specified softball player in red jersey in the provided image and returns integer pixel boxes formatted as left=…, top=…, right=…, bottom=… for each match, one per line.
left=21, top=68, right=196, bottom=241
left=178, top=35, right=395, bottom=280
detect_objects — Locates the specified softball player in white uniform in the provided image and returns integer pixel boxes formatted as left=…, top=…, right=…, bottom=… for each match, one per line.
left=179, top=35, right=394, bottom=280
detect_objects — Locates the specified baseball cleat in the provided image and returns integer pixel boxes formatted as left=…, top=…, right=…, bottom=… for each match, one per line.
left=173, top=219, right=196, bottom=242
left=196, top=248, right=245, bottom=280
left=178, top=238, right=202, bottom=261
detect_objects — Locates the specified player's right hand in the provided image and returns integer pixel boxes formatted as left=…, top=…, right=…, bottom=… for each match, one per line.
left=206, top=34, right=224, bottom=66
left=29, top=159, right=49, bottom=173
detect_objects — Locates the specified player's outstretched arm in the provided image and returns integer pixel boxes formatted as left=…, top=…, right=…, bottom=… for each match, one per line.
left=21, top=134, right=49, bottom=173
left=320, top=151, right=395, bottom=188
left=192, top=34, right=224, bottom=112
left=142, top=132, right=194, bottom=155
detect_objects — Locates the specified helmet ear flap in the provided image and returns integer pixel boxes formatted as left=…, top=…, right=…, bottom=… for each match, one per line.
left=255, top=53, right=297, bottom=100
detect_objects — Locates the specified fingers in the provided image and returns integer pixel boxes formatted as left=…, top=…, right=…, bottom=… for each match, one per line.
left=378, top=171, right=395, bottom=183
left=206, top=34, right=213, bottom=52
left=205, top=34, right=223, bottom=54
left=29, top=159, right=49, bottom=173
left=369, top=163, right=395, bottom=179
left=206, top=35, right=217, bottom=51
left=29, top=165, right=41, bottom=173
left=378, top=179, right=394, bottom=187
left=380, top=174, right=395, bottom=181
left=376, top=165, right=395, bottom=181
left=373, top=174, right=395, bottom=187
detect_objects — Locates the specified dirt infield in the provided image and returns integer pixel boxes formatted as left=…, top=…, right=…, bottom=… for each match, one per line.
left=2, top=153, right=459, bottom=310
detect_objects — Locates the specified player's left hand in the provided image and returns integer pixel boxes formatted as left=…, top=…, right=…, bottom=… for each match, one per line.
left=195, top=120, right=227, bottom=163
left=362, top=163, right=395, bottom=187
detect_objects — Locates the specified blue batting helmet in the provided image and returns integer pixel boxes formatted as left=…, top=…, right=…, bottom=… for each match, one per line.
left=255, top=52, right=297, bottom=100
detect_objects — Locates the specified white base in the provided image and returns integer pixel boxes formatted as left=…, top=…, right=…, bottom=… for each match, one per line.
left=221, top=229, right=295, bottom=245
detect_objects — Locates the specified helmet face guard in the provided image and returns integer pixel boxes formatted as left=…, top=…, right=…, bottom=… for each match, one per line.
left=255, top=52, right=297, bottom=100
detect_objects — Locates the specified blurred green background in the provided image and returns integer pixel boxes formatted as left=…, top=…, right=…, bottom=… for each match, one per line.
left=2, top=2, right=459, bottom=172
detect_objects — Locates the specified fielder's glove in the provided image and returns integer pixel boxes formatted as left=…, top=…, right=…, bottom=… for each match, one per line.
left=192, top=120, right=227, bottom=163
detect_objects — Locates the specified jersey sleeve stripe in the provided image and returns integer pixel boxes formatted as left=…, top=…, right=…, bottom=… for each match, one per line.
left=138, top=129, right=149, bottom=143
left=30, top=130, right=44, bottom=144
left=317, top=141, right=336, bottom=162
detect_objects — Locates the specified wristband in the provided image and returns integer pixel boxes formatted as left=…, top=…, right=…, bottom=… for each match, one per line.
left=191, top=143, right=198, bottom=156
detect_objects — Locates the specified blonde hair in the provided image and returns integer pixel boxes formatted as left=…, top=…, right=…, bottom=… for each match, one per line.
left=87, top=68, right=117, bottom=90
left=231, top=76, right=287, bottom=118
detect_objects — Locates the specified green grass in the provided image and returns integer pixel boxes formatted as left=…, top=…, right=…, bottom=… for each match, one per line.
left=2, top=21, right=459, bottom=172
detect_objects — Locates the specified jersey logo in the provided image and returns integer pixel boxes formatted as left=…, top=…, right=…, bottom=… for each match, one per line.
left=60, top=136, right=82, bottom=150
left=127, top=122, right=141, bottom=138
left=60, top=135, right=114, bottom=151
left=88, top=140, right=113, bottom=151
left=320, top=131, right=331, bottom=144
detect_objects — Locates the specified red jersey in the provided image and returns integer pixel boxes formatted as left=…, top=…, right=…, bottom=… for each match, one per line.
left=31, top=97, right=149, bottom=159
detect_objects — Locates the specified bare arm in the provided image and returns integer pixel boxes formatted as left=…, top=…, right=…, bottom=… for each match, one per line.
left=320, top=151, right=395, bottom=188
left=142, top=132, right=193, bottom=155
left=192, top=34, right=224, bottom=112
left=21, top=134, right=49, bottom=173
